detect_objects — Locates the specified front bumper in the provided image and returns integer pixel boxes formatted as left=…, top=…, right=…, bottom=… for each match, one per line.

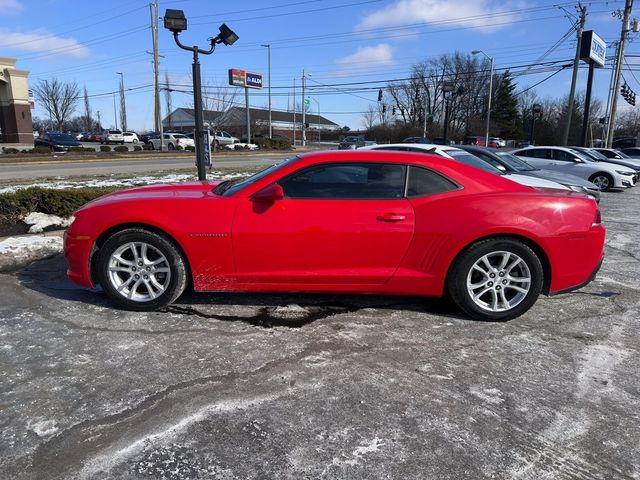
left=64, top=230, right=95, bottom=288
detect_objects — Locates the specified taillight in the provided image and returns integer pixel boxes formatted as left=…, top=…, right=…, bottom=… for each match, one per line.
left=594, top=208, right=602, bottom=225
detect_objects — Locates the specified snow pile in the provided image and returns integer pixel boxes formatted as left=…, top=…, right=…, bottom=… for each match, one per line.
left=0, top=235, right=63, bottom=271
left=0, top=171, right=247, bottom=194
left=225, top=143, right=259, bottom=151
left=23, top=212, right=73, bottom=233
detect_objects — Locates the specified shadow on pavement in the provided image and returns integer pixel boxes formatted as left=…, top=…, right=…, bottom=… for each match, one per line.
left=16, top=254, right=469, bottom=328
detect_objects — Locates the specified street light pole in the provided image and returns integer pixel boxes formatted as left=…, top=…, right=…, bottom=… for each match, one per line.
left=112, top=93, right=118, bottom=130
left=301, top=69, right=306, bottom=146
left=164, top=9, right=238, bottom=181
left=116, top=72, right=127, bottom=132
left=261, top=44, right=272, bottom=138
left=472, top=50, right=493, bottom=147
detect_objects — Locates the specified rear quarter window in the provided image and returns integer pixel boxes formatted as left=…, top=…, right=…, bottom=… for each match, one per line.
left=407, top=166, right=459, bottom=197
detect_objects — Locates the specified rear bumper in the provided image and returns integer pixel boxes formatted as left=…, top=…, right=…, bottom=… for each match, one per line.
left=549, top=255, right=603, bottom=296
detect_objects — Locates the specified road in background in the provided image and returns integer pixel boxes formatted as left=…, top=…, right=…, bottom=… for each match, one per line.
left=0, top=152, right=297, bottom=180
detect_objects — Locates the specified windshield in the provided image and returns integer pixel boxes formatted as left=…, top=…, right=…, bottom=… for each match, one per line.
left=446, top=150, right=502, bottom=174
left=495, top=151, right=537, bottom=171
left=50, top=133, right=75, bottom=141
left=216, top=156, right=300, bottom=197
left=583, top=149, right=609, bottom=161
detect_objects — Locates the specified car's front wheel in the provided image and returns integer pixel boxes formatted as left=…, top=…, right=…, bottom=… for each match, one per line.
left=168, top=143, right=175, bottom=150
left=96, top=229, right=188, bottom=311
left=447, top=237, right=543, bottom=321
left=589, top=172, right=614, bottom=192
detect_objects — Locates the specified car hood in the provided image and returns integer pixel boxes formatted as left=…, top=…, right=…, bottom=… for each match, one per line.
left=584, top=160, right=636, bottom=173
left=80, top=181, right=222, bottom=209
left=595, top=157, right=640, bottom=170
left=524, top=169, right=598, bottom=189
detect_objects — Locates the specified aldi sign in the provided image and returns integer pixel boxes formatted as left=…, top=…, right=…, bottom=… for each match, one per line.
left=228, top=69, right=264, bottom=89
left=580, top=30, right=606, bottom=68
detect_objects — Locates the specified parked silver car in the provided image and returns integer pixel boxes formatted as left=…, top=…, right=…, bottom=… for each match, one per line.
left=512, top=146, right=638, bottom=191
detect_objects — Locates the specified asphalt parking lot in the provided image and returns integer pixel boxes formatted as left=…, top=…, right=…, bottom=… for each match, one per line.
left=1, top=188, right=639, bottom=479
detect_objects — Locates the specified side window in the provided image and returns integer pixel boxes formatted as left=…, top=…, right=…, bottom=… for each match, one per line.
left=280, top=163, right=406, bottom=199
left=473, top=151, right=501, bottom=168
left=528, top=149, right=550, bottom=159
left=554, top=150, right=575, bottom=162
left=407, top=166, right=458, bottom=197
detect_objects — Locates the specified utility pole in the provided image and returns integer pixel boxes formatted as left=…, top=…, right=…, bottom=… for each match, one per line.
left=113, top=93, right=118, bottom=130
left=117, top=72, right=127, bottom=131
left=561, top=3, right=587, bottom=146
left=301, top=69, right=306, bottom=146
left=292, top=77, right=296, bottom=145
left=261, top=44, right=272, bottom=138
left=606, top=0, right=634, bottom=147
left=96, top=110, right=101, bottom=130
left=150, top=1, right=161, bottom=134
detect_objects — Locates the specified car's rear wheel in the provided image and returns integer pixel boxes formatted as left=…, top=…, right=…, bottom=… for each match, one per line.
left=168, top=143, right=175, bottom=150
left=96, top=229, right=187, bottom=311
left=589, top=172, right=613, bottom=191
left=447, top=237, right=543, bottom=321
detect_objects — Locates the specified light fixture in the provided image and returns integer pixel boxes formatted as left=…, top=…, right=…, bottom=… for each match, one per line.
left=216, top=24, right=238, bottom=46
left=163, top=9, right=187, bottom=33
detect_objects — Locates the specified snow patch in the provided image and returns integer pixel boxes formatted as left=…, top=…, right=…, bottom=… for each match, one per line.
left=23, top=212, right=73, bottom=233
left=469, top=386, right=504, bottom=405
left=30, top=419, right=58, bottom=437
left=0, top=235, right=63, bottom=271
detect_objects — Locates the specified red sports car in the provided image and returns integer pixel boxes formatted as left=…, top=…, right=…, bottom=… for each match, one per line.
left=64, top=150, right=605, bottom=321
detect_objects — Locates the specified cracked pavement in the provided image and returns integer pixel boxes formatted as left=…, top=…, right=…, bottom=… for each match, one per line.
left=0, top=188, right=639, bottom=479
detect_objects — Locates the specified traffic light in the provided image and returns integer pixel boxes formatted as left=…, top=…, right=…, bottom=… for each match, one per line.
left=382, top=105, right=387, bottom=114
left=392, top=106, right=396, bottom=115
left=304, top=122, right=309, bottom=128
left=377, top=89, right=383, bottom=102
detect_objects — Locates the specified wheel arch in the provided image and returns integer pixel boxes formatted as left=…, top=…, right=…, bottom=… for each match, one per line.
left=89, top=222, right=193, bottom=288
left=445, top=233, right=552, bottom=295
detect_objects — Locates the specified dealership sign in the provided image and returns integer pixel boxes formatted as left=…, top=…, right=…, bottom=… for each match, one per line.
left=228, top=69, right=264, bottom=89
left=580, top=30, right=606, bottom=68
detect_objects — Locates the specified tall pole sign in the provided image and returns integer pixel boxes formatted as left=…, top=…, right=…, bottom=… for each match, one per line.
left=579, top=30, right=606, bottom=146
left=228, top=69, right=263, bottom=144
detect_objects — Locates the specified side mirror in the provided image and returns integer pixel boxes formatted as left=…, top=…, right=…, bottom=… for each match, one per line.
left=496, top=165, right=507, bottom=172
left=251, top=183, right=284, bottom=203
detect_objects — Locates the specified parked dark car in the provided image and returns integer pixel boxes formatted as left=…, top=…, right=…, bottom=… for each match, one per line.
left=337, top=136, right=366, bottom=149
left=612, top=137, right=636, bottom=149
left=35, top=132, right=81, bottom=152
left=402, top=136, right=431, bottom=144
left=620, top=147, right=640, bottom=158
left=140, top=132, right=159, bottom=144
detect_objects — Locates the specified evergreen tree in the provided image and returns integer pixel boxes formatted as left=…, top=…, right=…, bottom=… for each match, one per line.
left=491, top=71, right=520, bottom=139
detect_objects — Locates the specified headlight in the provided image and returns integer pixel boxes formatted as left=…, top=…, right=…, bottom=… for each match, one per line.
left=616, top=170, right=633, bottom=175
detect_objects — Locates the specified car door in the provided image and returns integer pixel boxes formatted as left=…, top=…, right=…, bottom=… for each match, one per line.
left=549, top=149, right=589, bottom=178
left=231, top=162, right=415, bottom=285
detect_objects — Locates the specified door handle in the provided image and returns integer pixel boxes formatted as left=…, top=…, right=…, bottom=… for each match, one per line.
left=377, top=213, right=406, bottom=222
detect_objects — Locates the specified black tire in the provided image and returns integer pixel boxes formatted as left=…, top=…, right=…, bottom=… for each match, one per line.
left=149, top=142, right=155, bottom=150
left=96, top=228, right=188, bottom=311
left=447, top=237, right=544, bottom=321
left=168, top=143, right=176, bottom=150
left=589, top=172, right=614, bottom=192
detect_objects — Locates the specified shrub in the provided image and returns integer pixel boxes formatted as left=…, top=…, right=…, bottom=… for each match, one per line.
left=2, top=147, right=19, bottom=154
left=68, top=146, right=94, bottom=153
left=185, top=145, right=195, bottom=152
left=100, top=145, right=111, bottom=152
left=254, top=137, right=293, bottom=150
left=113, top=146, right=128, bottom=152
left=29, top=147, right=52, bottom=154
left=133, top=145, right=142, bottom=151
left=176, top=145, right=183, bottom=151
left=0, top=187, right=119, bottom=224
left=142, top=143, right=153, bottom=150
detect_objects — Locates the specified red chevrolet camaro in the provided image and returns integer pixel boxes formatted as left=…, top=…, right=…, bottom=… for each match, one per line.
left=64, top=150, right=605, bottom=321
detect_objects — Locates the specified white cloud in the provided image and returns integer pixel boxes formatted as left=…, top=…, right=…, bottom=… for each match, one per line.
left=336, top=44, right=395, bottom=70
left=357, top=0, right=522, bottom=33
left=0, top=29, right=89, bottom=58
left=0, top=0, right=22, bottom=15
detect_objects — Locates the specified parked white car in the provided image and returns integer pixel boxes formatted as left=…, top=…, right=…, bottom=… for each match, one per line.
left=122, top=131, right=139, bottom=143
left=149, top=133, right=195, bottom=150
left=361, top=143, right=571, bottom=191
left=101, top=130, right=124, bottom=145
left=512, top=146, right=638, bottom=191
left=212, top=131, right=239, bottom=145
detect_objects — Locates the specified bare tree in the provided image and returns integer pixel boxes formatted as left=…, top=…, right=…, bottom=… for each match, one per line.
left=32, top=78, right=80, bottom=131
left=361, top=104, right=378, bottom=130
left=200, top=79, right=238, bottom=113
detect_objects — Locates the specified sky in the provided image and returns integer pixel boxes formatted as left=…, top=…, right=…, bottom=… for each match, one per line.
left=1, top=0, right=638, bottom=132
